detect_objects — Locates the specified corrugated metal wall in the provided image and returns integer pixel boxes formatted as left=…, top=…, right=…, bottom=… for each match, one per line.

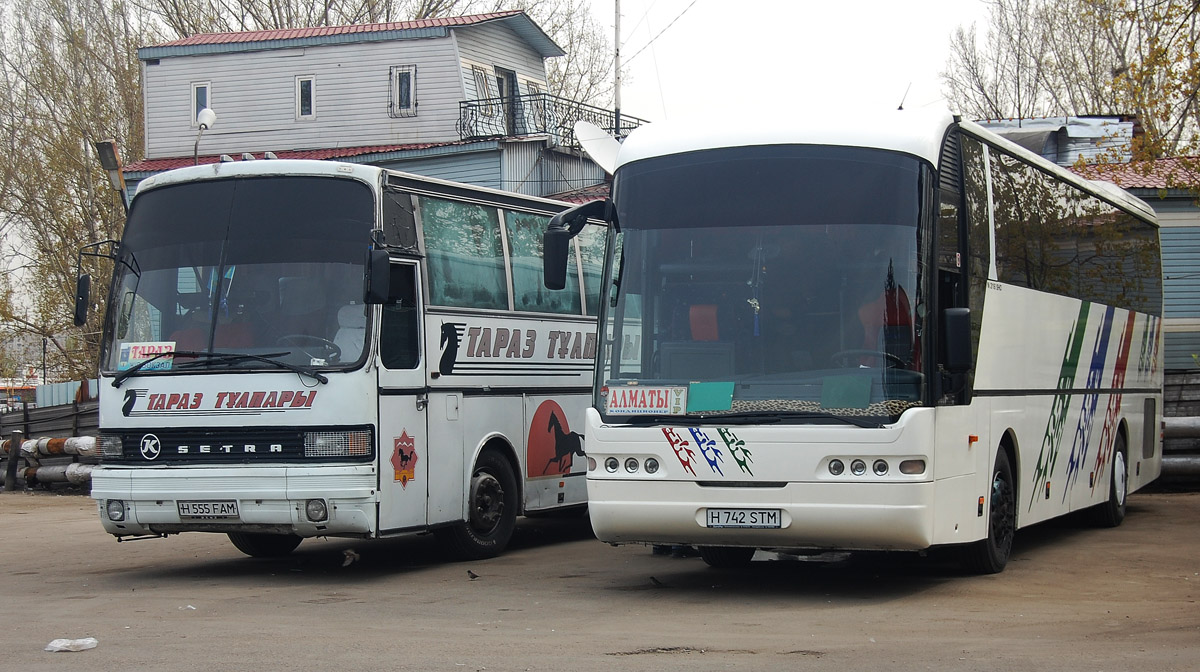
left=1143, top=195, right=1200, bottom=370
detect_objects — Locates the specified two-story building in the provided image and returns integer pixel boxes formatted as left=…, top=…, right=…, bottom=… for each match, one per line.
left=124, top=11, right=642, bottom=199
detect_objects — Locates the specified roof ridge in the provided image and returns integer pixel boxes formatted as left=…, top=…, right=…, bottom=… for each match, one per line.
left=154, top=10, right=525, bottom=47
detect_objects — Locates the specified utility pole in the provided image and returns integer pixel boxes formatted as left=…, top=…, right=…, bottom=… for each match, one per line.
left=614, top=0, right=622, bottom=137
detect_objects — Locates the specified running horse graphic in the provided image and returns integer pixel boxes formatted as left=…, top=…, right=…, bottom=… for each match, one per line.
left=439, top=322, right=465, bottom=375
left=543, top=412, right=585, bottom=474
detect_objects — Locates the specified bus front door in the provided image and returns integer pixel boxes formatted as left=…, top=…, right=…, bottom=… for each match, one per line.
left=376, top=262, right=429, bottom=534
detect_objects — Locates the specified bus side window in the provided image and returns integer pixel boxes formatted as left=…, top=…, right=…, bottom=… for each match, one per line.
left=380, top=264, right=420, bottom=370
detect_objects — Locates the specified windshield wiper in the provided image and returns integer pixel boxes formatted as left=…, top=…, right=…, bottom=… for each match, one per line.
left=111, top=350, right=205, bottom=388
left=627, top=410, right=884, bottom=428
left=173, top=351, right=328, bottom=384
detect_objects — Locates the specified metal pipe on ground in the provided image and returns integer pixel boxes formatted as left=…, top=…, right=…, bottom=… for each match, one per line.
left=2, top=436, right=99, bottom=458
left=1163, top=456, right=1200, bottom=478
left=22, top=463, right=94, bottom=485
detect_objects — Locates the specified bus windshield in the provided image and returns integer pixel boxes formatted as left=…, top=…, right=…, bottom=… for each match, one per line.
left=600, top=145, right=930, bottom=424
left=100, top=175, right=375, bottom=374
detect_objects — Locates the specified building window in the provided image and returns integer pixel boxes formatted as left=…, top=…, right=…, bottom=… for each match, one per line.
left=524, top=80, right=546, bottom=129
left=191, top=82, right=210, bottom=126
left=472, top=66, right=499, bottom=116
left=389, top=65, right=416, bottom=118
left=295, top=75, right=316, bottom=120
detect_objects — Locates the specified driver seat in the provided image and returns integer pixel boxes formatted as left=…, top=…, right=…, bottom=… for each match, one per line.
left=333, top=304, right=367, bottom=363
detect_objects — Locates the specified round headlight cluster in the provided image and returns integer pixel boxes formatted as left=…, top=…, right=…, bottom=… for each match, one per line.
left=599, top=456, right=661, bottom=475
left=827, top=458, right=927, bottom=477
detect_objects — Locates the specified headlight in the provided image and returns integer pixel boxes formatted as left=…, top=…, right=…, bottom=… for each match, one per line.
left=105, top=499, right=127, bottom=522
left=304, top=430, right=371, bottom=457
left=828, top=459, right=845, bottom=476
left=624, top=458, right=639, bottom=473
left=99, top=434, right=123, bottom=458
left=873, top=460, right=889, bottom=476
left=850, top=459, right=867, bottom=476
left=644, top=458, right=660, bottom=474
left=305, top=499, right=328, bottom=522
left=604, top=457, right=619, bottom=473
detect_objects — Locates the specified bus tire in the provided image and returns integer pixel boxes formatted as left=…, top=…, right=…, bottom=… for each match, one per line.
left=227, top=532, right=302, bottom=558
left=1088, top=434, right=1128, bottom=528
left=961, top=449, right=1015, bottom=574
left=437, top=450, right=517, bottom=561
left=698, top=546, right=755, bottom=568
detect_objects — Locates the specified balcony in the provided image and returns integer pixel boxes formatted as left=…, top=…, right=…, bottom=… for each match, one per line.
left=458, top=93, right=647, bottom=148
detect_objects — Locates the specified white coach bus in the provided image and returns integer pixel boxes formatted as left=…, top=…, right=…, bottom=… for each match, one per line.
left=79, top=159, right=603, bottom=559
left=544, top=111, right=1163, bottom=573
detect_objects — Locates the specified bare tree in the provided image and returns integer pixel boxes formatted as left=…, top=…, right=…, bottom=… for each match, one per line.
left=0, top=0, right=158, bottom=380
left=942, top=0, right=1199, bottom=159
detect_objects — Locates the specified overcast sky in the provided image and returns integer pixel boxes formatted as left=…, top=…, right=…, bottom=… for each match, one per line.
left=590, top=0, right=992, bottom=123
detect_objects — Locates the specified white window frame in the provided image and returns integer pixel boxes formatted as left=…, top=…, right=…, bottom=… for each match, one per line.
left=389, top=65, right=417, bottom=118
left=295, top=75, right=316, bottom=120
left=471, top=65, right=499, bottom=116
left=190, top=82, right=211, bottom=127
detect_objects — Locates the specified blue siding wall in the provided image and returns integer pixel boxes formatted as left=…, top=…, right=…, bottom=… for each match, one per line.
left=378, top=152, right=502, bottom=190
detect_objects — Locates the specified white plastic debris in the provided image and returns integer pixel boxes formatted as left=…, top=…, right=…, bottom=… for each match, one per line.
left=45, top=637, right=98, bottom=652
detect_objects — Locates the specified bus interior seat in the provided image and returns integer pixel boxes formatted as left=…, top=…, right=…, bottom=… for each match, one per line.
left=656, top=304, right=735, bottom=379
left=278, top=277, right=327, bottom=335
left=333, top=304, right=367, bottom=362
left=169, top=323, right=254, bottom=351
left=858, top=285, right=914, bottom=366
left=689, top=304, right=719, bottom=341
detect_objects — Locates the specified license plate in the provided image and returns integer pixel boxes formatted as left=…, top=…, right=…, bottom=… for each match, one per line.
left=705, top=508, right=781, bottom=529
left=178, top=500, right=239, bottom=519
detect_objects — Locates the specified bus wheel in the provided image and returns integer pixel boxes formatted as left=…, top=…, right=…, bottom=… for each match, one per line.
left=698, top=546, right=756, bottom=568
left=961, top=450, right=1015, bottom=574
left=437, top=450, right=517, bottom=560
left=227, top=532, right=302, bottom=558
left=1089, top=434, right=1128, bottom=528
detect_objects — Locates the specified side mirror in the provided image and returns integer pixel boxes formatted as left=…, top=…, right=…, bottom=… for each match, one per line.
left=364, top=249, right=391, bottom=304
left=942, top=307, right=972, bottom=374
left=543, top=199, right=611, bottom=291
left=543, top=228, right=572, bottom=290
left=73, top=274, right=92, bottom=327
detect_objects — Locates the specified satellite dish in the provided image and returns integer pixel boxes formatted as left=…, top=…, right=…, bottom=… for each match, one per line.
left=573, top=120, right=620, bottom=174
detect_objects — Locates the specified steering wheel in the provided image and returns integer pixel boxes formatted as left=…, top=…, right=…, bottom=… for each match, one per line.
left=277, top=334, right=342, bottom=363
left=830, top=349, right=906, bottom=369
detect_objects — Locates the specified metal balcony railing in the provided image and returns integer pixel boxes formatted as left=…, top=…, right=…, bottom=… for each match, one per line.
left=458, top=93, right=647, bottom=148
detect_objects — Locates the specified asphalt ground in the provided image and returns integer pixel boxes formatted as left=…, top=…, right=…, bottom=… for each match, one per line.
left=1, top=489, right=1197, bottom=671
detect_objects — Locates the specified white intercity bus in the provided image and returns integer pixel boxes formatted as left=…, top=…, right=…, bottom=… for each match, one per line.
left=544, top=111, right=1163, bottom=572
left=80, top=159, right=603, bottom=559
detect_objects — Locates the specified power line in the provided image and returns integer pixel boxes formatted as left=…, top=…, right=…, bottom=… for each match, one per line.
left=623, top=0, right=700, bottom=65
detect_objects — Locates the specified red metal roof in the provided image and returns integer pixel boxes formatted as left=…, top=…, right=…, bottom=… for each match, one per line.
left=154, top=11, right=524, bottom=47
left=124, top=141, right=473, bottom=173
left=1075, top=157, right=1200, bottom=191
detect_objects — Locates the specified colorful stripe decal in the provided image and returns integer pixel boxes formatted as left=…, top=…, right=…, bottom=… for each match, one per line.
left=1091, top=312, right=1137, bottom=493
left=1029, top=302, right=1090, bottom=510
left=1063, top=306, right=1115, bottom=497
